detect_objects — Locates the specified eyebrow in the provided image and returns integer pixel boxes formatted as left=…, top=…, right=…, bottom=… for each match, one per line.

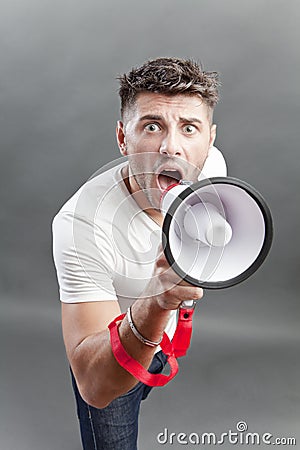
left=138, top=114, right=203, bottom=124
left=139, top=114, right=163, bottom=122
left=179, top=116, right=203, bottom=125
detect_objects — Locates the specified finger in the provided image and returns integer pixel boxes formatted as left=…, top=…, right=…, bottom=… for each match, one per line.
left=160, top=280, right=204, bottom=300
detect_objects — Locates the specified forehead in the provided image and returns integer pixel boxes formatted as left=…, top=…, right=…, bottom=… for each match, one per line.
left=126, top=92, right=211, bottom=122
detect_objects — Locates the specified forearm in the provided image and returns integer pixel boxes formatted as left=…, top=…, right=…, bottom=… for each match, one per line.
left=71, top=298, right=171, bottom=408
left=67, top=250, right=203, bottom=408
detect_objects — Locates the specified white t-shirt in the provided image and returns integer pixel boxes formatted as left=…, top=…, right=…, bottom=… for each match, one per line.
left=52, top=161, right=178, bottom=339
left=52, top=147, right=227, bottom=342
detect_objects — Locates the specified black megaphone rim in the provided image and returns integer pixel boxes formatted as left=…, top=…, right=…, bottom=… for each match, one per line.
left=162, top=176, right=274, bottom=289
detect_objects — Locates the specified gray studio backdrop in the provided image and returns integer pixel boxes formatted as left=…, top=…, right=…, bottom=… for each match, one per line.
left=1, top=1, right=299, bottom=449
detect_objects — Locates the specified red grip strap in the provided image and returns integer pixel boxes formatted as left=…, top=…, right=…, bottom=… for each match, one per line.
left=172, top=306, right=195, bottom=358
left=108, top=314, right=178, bottom=387
left=108, top=307, right=195, bottom=387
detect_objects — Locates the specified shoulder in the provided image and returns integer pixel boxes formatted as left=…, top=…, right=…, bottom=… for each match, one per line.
left=53, top=162, right=128, bottom=225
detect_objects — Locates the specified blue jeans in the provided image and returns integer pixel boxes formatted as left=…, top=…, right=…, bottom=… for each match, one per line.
left=70, top=351, right=167, bottom=450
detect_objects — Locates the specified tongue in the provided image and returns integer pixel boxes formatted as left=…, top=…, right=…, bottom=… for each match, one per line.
left=158, top=174, right=179, bottom=190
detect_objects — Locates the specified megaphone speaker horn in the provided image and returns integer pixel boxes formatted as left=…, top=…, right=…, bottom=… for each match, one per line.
left=162, top=177, right=273, bottom=289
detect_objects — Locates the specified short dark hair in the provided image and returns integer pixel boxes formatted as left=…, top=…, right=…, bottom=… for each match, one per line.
left=118, top=57, right=220, bottom=119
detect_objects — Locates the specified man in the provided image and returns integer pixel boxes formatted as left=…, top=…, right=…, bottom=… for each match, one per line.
left=52, top=57, right=225, bottom=449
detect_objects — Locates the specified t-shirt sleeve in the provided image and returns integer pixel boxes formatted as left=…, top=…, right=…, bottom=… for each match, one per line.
left=52, top=210, right=118, bottom=303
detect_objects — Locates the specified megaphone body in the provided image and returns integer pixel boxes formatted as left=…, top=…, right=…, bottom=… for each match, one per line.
left=161, top=176, right=273, bottom=290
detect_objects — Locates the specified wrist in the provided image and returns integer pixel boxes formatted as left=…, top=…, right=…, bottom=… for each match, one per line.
left=128, top=297, right=171, bottom=345
left=127, top=306, right=162, bottom=347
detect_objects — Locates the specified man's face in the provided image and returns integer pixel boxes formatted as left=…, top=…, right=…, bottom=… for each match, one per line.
left=117, top=92, right=216, bottom=212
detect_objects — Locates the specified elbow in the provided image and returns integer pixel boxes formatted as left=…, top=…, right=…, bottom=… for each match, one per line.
left=69, top=350, right=138, bottom=409
left=84, top=396, right=111, bottom=410
left=69, top=354, right=115, bottom=409
left=76, top=373, right=127, bottom=409
left=77, top=382, right=113, bottom=410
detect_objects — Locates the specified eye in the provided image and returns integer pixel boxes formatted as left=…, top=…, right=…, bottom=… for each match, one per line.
left=183, top=124, right=197, bottom=134
left=145, top=123, right=161, bottom=132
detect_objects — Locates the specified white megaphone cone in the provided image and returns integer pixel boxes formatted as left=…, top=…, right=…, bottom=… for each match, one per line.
left=160, top=148, right=273, bottom=291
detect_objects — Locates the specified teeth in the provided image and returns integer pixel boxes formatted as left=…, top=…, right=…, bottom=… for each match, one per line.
left=160, top=170, right=181, bottom=180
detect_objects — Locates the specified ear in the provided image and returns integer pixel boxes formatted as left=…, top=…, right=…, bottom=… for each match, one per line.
left=209, top=124, right=217, bottom=148
left=116, top=121, right=127, bottom=155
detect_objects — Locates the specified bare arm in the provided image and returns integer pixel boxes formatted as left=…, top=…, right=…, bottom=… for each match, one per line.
left=62, top=250, right=203, bottom=409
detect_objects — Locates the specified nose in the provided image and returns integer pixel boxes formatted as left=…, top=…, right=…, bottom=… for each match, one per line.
left=159, top=132, right=182, bottom=157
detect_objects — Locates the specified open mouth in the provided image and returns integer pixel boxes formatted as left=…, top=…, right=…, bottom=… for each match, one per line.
left=157, top=169, right=182, bottom=191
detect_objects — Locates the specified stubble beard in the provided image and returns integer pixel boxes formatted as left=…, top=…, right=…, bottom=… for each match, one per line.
left=132, top=171, right=160, bottom=210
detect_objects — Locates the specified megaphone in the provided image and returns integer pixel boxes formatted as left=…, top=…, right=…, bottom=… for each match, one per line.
left=161, top=176, right=273, bottom=289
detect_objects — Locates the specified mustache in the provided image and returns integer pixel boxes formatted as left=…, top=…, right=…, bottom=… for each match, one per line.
left=127, top=153, right=200, bottom=178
